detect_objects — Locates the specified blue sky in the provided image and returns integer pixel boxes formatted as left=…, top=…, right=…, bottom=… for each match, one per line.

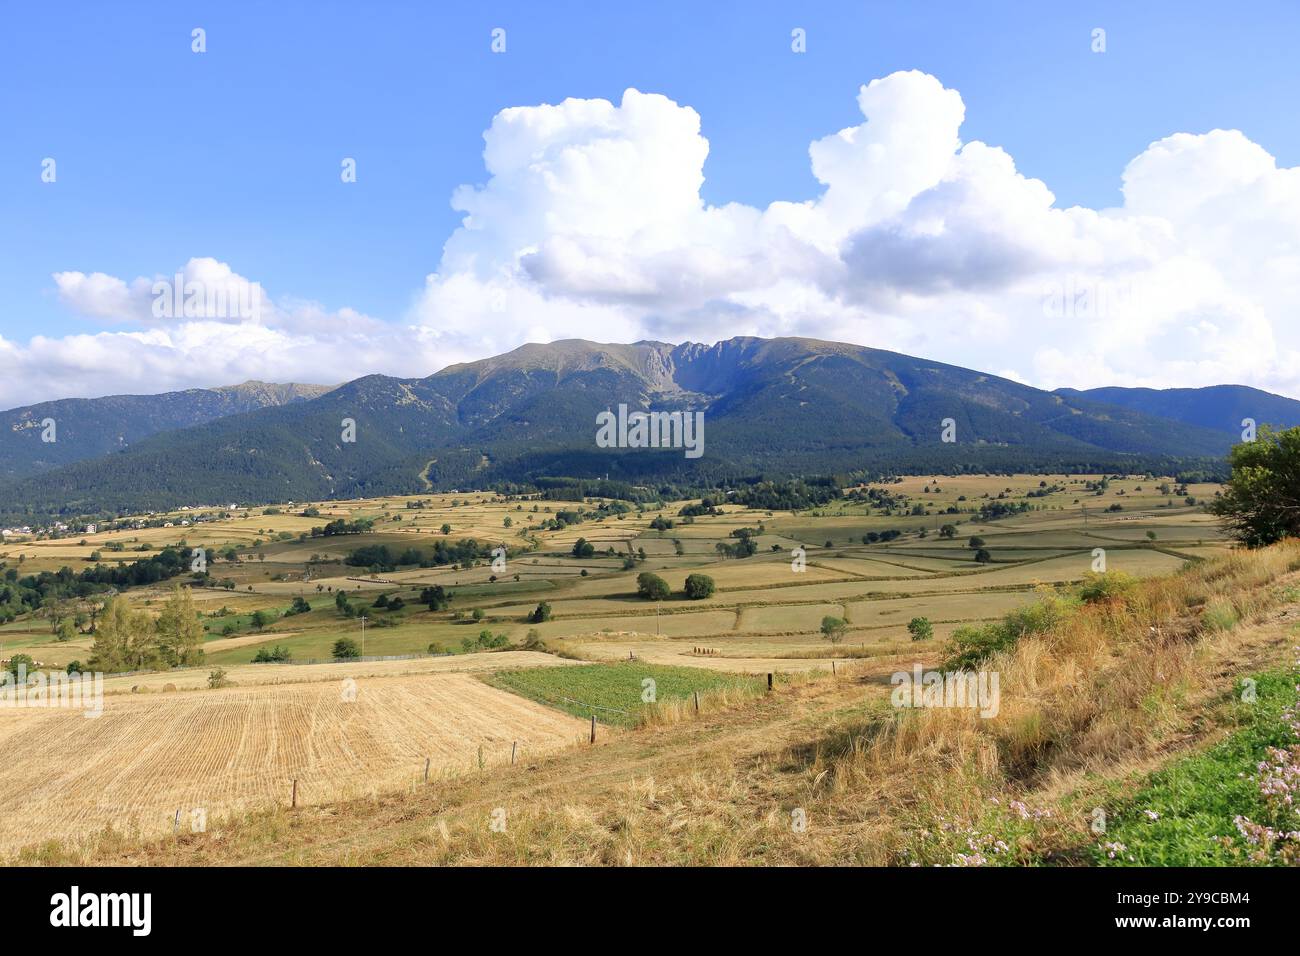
left=2, top=1, right=1299, bottom=404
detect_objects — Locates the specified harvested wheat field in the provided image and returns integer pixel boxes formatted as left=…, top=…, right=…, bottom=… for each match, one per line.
left=0, top=671, right=591, bottom=853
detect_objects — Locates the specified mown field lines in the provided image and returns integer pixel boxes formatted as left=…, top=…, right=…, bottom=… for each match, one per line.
left=0, top=669, right=589, bottom=852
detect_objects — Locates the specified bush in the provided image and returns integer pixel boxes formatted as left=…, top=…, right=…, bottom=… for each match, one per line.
left=208, top=668, right=231, bottom=689
left=1078, top=571, right=1136, bottom=604
left=907, top=616, right=933, bottom=641
left=945, top=594, right=1076, bottom=669
left=1200, top=600, right=1239, bottom=633
left=973, top=548, right=991, bottom=563
left=252, top=644, right=292, bottom=663
left=529, top=601, right=552, bottom=623
left=683, top=574, right=716, bottom=600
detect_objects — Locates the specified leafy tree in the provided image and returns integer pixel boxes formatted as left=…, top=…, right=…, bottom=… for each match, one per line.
left=820, top=616, right=848, bottom=644
left=155, top=586, right=206, bottom=666
left=249, top=609, right=273, bottom=631
left=332, top=637, right=361, bottom=660
left=1208, top=425, right=1300, bottom=547
left=420, top=585, right=450, bottom=611
left=88, top=596, right=156, bottom=672
left=636, top=572, right=671, bottom=601
left=683, top=573, right=716, bottom=599
left=571, top=537, right=596, bottom=558
left=529, top=601, right=552, bottom=623
left=973, top=548, right=992, bottom=563
left=938, top=524, right=957, bottom=539
left=6, top=653, right=35, bottom=680
left=907, top=616, right=934, bottom=641
left=968, top=536, right=985, bottom=549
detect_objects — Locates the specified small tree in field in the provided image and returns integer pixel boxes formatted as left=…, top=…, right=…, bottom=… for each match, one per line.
left=332, top=637, right=360, bottom=660
left=636, top=572, right=671, bottom=601
left=820, top=616, right=848, bottom=644
left=1209, top=425, right=1300, bottom=547
left=683, top=573, right=715, bottom=599
left=973, top=548, right=992, bottom=563
left=907, top=616, right=934, bottom=641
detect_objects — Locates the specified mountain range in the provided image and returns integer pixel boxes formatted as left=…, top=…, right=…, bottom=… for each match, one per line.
left=0, top=381, right=332, bottom=482
left=1, top=337, right=1297, bottom=522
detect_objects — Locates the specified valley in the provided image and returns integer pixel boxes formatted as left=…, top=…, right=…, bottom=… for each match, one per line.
left=0, top=470, right=1240, bottom=855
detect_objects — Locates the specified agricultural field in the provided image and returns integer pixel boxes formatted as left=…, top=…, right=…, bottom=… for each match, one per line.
left=0, top=655, right=589, bottom=853
left=0, top=474, right=1240, bottom=855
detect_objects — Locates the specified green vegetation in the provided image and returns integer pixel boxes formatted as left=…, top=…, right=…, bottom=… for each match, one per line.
left=683, top=573, right=715, bottom=599
left=820, top=615, right=848, bottom=644
left=636, top=572, right=671, bottom=601
left=1210, top=425, right=1300, bottom=547
left=907, top=616, right=933, bottom=641
left=88, top=588, right=205, bottom=672
left=487, top=662, right=761, bottom=727
left=1092, top=667, right=1299, bottom=865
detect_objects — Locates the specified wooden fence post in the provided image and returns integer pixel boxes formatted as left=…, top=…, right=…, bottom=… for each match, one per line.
left=424, top=757, right=430, bottom=782
left=291, top=779, right=298, bottom=809
left=767, top=673, right=774, bottom=692
left=511, top=741, right=517, bottom=765
left=590, top=715, right=596, bottom=743
left=694, top=690, right=699, bottom=712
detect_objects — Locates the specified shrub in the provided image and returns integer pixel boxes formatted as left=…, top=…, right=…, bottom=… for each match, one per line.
left=208, top=668, right=231, bottom=689
left=1200, top=600, right=1239, bottom=633
left=1078, top=570, right=1137, bottom=604
left=529, top=601, right=552, bottom=623
left=945, top=593, right=1076, bottom=669
left=973, top=548, right=991, bottom=563
left=907, top=616, right=933, bottom=641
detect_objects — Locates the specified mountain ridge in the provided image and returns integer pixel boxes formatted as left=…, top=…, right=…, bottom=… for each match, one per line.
left=0, top=337, right=1268, bottom=521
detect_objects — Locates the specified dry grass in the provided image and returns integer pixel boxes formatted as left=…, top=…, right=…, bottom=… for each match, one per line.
left=15, top=541, right=1298, bottom=867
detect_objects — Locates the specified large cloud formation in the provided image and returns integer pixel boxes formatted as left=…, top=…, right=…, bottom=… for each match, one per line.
left=4, top=70, right=1298, bottom=408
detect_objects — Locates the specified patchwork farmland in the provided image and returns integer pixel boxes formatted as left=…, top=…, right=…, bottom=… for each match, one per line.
left=0, top=473, right=1238, bottom=855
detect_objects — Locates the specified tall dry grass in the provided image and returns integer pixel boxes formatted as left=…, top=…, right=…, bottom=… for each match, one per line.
left=824, top=541, right=1300, bottom=856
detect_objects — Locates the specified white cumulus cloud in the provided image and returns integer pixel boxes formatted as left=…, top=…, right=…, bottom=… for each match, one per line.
left=6, top=70, right=1299, bottom=410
